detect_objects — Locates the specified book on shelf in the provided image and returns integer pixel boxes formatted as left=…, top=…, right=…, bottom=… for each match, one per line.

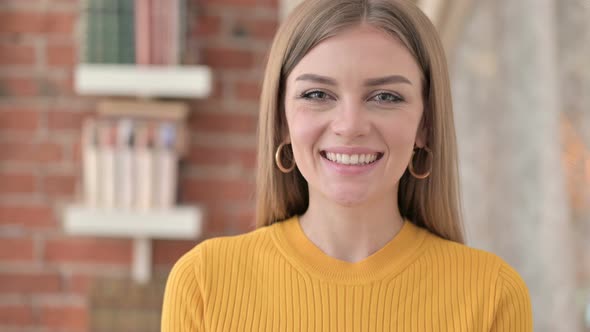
left=82, top=0, right=185, bottom=65
left=103, top=0, right=118, bottom=63
left=135, top=0, right=151, bottom=65
left=151, top=0, right=162, bottom=65
left=168, top=0, right=184, bottom=66
left=120, top=0, right=136, bottom=64
left=149, top=0, right=184, bottom=65
left=82, top=114, right=183, bottom=211
left=81, top=0, right=101, bottom=63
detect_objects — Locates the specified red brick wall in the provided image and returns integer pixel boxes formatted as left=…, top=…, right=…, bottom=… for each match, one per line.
left=0, top=0, right=278, bottom=331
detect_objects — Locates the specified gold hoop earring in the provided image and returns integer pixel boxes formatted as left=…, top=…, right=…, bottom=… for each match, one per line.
left=408, top=146, right=432, bottom=179
left=275, top=142, right=296, bottom=173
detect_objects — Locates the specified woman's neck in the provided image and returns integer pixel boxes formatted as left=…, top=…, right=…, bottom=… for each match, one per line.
left=299, top=191, right=405, bottom=263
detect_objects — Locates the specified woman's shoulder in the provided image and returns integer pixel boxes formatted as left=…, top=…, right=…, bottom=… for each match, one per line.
left=419, top=226, right=531, bottom=299
left=163, top=225, right=278, bottom=304
left=420, top=227, right=516, bottom=270
left=171, top=224, right=277, bottom=273
left=410, top=226, right=533, bottom=328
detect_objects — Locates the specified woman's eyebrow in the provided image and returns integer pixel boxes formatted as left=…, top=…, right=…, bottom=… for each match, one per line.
left=295, top=74, right=337, bottom=85
left=295, top=74, right=413, bottom=87
left=364, top=75, right=412, bottom=86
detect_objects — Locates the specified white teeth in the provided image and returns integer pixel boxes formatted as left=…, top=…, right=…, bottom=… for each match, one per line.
left=341, top=154, right=350, bottom=164
left=324, top=152, right=379, bottom=165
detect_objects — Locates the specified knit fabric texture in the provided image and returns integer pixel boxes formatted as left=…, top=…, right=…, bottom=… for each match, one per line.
left=162, top=216, right=533, bottom=331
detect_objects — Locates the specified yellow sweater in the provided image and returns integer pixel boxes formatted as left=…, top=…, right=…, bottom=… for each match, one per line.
left=162, top=217, right=532, bottom=331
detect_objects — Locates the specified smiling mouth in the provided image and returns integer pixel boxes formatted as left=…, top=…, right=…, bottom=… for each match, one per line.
left=320, top=151, right=384, bottom=166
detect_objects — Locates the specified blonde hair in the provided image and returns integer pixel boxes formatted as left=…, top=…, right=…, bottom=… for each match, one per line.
left=255, top=0, right=465, bottom=243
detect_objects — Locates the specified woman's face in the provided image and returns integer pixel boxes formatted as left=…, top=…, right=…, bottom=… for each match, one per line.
left=284, top=24, right=425, bottom=207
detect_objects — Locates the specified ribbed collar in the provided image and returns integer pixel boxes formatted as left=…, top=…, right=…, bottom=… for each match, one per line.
left=270, top=215, right=429, bottom=284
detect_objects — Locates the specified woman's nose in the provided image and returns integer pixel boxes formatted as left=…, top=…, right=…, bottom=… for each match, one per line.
left=330, top=101, right=371, bottom=138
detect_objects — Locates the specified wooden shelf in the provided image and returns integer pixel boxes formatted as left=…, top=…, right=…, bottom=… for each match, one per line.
left=63, top=205, right=203, bottom=283
left=64, top=205, right=202, bottom=239
left=74, top=64, right=212, bottom=98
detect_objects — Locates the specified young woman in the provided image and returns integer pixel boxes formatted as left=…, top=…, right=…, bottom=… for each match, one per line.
left=162, top=0, right=533, bottom=331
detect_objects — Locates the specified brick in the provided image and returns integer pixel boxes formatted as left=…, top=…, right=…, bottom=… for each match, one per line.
left=0, top=45, right=35, bottom=65
left=39, top=305, right=88, bottom=330
left=0, top=204, right=57, bottom=229
left=47, top=109, right=93, bottom=130
left=0, top=172, right=36, bottom=194
left=202, top=0, right=263, bottom=6
left=43, top=174, right=76, bottom=196
left=203, top=47, right=253, bottom=69
left=234, top=209, right=256, bottom=233
left=0, top=77, right=38, bottom=97
left=0, top=272, right=62, bottom=293
left=47, top=44, right=76, bottom=67
left=180, top=179, right=255, bottom=204
left=0, top=304, right=34, bottom=326
left=0, top=109, right=40, bottom=131
left=188, top=111, right=258, bottom=134
left=153, top=240, right=197, bottom=266
left=202, top=0, right=279, bottom=8
left=192, top=15, right=222, bottom=37
left=0, top=142, right=63, bottom=163
left=38, top=74, right=75, bottom=97
left=235, top=80, right=262, bottom=101
left=65, top=71, right=76, bottom=95
left=0, top=12, right=76, bottom=35
left=258, top=0, right=278, bottom=8
left=199, top=205, right=232, bottom=235
left=90, top=278, right=166, bottom=309
left=248, top=19, right=278, bottom=40
left=44, top=238, right=132, bottom=265
left=199, top=204, right=255, bottom=235
left=234, top=18, right=278, bottom=40
left=186, top=145, right=256, bottom=169
left=0, top=76, right=73, bottom=98
left=68, top=274, right=95, bottom=294
left=71, top=138, right=82, bottom=163
left=0, top=237, right=34, bottom=262
left=197, top=204, right=224, bottom=234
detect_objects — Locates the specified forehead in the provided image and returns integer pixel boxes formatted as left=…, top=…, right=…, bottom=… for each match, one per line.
left=288, top=24, right=422, bottom=85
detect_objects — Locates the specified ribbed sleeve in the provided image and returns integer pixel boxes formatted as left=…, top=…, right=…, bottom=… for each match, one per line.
left=161, top=245, right=205, bottom=332
left=490, top=265, right=534, bottom=331
left=161, top=217, right=533, bottom=331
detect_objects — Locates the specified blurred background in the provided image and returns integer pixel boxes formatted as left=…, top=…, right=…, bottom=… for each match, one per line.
left=0, top=0, right=588, bottom=331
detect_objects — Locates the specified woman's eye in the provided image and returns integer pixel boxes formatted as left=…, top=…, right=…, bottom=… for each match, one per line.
left=301, top=90, right=331, bottom=101
left=371, top=92, right=404, bottom=103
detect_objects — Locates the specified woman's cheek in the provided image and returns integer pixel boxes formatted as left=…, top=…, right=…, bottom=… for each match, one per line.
left=288, top=105, right=324, bottom=141
left=381, top=112, right=420, bottom=143
left=287, top=106, right=326, bottom=169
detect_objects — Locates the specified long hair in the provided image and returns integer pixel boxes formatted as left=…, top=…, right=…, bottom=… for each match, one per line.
left=255, top=0, right=465, bottom=243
